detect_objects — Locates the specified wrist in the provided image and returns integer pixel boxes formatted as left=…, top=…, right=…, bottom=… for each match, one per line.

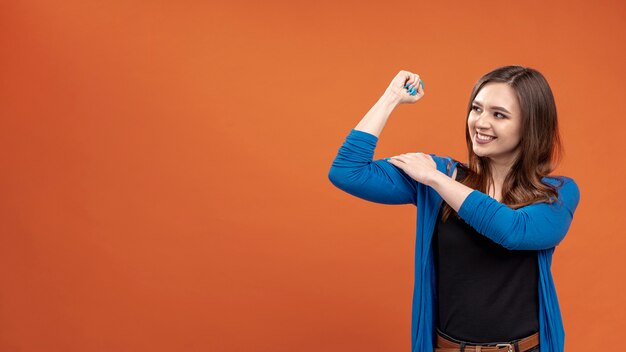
left=381, top=89, right=401, bottom=107
left=427, top=170, right=447, bottom=188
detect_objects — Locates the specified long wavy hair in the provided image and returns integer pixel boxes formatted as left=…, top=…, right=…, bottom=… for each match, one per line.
left=440, top=65, right=565, bottom=223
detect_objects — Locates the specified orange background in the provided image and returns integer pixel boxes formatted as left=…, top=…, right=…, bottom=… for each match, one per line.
left=1, top=1, right=625, bottom=351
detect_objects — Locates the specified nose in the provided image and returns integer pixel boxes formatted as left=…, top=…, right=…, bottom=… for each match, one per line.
left=474, top=110, right=491, bottom=130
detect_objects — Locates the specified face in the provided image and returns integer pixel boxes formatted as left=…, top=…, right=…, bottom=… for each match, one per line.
left=468, top=82, right=522, bottom=168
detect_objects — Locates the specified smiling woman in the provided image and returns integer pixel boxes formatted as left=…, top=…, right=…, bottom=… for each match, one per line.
left=328, top=66, right=580, bottom=352
left=466, top=82, right=524, bottom=201
left=447, top=66, right=565, bottom=222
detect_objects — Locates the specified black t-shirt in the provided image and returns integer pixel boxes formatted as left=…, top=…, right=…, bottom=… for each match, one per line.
left=433, top=165, right=539, bottom=342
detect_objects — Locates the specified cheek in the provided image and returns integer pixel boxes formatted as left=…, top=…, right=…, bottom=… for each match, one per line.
left=510, top=125, right=522, bottom=141
left=467, top=118, right=474, bottom=128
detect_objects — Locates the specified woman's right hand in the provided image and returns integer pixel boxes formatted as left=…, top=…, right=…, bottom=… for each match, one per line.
left=385, top=70, right=425, bottom=105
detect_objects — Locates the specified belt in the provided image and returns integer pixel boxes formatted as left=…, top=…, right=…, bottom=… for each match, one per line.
left=435, top=330, right=539, bottom=352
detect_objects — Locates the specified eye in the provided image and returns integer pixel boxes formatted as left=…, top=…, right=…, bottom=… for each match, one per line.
left=472, top=105, right=507, bottom=119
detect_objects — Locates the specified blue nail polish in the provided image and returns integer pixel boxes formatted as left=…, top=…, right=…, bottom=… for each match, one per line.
left=420, top=80, right=424, bottom=89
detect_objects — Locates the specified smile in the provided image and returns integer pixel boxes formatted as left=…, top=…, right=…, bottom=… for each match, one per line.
left=475, top=132, right=497, bottom=144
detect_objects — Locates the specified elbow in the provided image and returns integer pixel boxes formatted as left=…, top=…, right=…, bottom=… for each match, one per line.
left=328, top=159, right=363, bottom=188
left=497, top=225, right=567, bottom=251
left=328, top=166, right=348, bottom=189
left=328, top=167, right=340, bottom=185
left=328, top=165, right=367, bottom=198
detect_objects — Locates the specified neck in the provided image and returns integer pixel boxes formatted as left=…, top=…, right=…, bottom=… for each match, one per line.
left=487, top=156, right=516, bottom=186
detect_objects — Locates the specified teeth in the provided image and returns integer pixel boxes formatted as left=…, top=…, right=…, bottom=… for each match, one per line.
left=477, top=133, right=496, bottom=141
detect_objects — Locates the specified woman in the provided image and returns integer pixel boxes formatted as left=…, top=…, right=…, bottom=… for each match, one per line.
left=328, top=66, right=580, bottom=352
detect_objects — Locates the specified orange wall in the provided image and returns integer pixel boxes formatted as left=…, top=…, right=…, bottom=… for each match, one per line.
left=1, top=1, right=624, bottom=351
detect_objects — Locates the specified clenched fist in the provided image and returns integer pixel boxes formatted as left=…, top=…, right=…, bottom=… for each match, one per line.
left=385, top=70, right=425, bottom=105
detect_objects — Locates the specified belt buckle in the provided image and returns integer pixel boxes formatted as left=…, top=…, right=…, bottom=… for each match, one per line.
left=495, top=343, right=513, bottom=352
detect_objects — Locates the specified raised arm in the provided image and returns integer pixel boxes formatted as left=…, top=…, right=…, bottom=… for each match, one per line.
left=328, top=71, right=425, bottom=205
left=456, top=177, right=581, bottom=250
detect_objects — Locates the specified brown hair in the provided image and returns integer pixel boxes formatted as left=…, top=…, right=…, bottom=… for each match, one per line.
left=440, top=65, right=565, bottom=223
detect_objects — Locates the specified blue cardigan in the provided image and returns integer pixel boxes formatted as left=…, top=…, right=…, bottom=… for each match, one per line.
left=328, top=129, right=581, bottom=352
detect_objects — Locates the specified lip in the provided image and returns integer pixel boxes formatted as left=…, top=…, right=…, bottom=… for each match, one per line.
left=476, top=131, right=496, bottom=137
left=475, top=133, right=497, bottom=144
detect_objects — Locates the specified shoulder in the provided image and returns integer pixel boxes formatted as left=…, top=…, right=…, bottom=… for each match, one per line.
left=427, top=154, right=466, bottom=178
left=542, top=175, right=578, bottom=190
left=542, top=175, right=581, bottom=208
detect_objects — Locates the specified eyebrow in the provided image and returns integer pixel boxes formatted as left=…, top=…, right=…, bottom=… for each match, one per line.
left=473, top=100, right=511, bottom=114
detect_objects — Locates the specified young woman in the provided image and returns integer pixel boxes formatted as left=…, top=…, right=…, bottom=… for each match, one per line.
left=328, top=66, right=580, bottom=352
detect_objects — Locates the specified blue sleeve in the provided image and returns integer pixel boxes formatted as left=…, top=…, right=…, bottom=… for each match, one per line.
left=457, top=177, right=581, bottom=250
left=328, top=129, right=417, bottom=205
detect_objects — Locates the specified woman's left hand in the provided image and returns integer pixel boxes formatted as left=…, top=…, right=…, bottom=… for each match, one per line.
left=386, top=152, right=440, bottom=186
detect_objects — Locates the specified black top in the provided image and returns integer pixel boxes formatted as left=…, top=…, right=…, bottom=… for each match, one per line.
left=433, top=165, right=539, bottom=343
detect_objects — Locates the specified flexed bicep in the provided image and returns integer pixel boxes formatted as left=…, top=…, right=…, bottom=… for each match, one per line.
left=328, top=129, right=418, bottom=205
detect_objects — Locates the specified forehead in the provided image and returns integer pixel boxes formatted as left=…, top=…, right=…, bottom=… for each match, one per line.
left=474, top=82, right=519, bottom=111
